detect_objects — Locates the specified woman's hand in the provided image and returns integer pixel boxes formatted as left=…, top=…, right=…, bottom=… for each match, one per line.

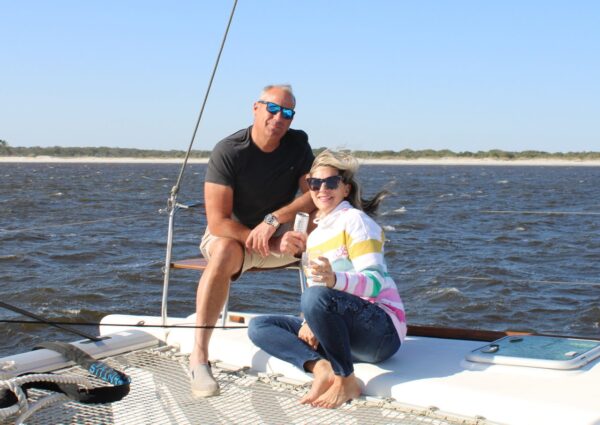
left=298, top=322, right=319, bottom=350
left=279, top=231, right=307, bottom=256
left=309, top=256, right=336, bottom=288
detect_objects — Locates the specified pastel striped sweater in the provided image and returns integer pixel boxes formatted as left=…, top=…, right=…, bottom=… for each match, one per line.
left=306, top=201, right=407, bottom=341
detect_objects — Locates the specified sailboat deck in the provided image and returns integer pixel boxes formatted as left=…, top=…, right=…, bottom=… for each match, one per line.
left=5, top=347, right=493, bottom=425
left=2, top=313, right=598, bottom=424
left=99, top=313, right=600, bottom=425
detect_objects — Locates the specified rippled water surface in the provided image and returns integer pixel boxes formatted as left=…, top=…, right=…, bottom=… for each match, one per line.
left=1, top=163, right=599, bottom=357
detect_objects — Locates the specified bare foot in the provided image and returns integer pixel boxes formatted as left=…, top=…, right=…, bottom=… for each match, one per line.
left=311, top=374, right=361, bottom=409
left=300, top=360, right=335, bottom=404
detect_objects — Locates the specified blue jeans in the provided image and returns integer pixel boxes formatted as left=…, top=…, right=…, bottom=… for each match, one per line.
left=248, top=286, right=400, bottom=377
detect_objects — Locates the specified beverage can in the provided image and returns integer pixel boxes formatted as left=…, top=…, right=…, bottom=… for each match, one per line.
left=293, top=212, right=309, bottom=233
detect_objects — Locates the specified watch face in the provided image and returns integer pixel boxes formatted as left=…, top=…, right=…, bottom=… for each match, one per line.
left=265, top=214, right=279, bottom=227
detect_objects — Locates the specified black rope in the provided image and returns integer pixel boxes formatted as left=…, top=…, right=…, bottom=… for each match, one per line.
left=0, top=342, right=131, bottom=409
left=0, top=319, right=248, bottom=329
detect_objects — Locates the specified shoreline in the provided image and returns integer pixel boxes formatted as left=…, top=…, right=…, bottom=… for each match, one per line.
left=0, top=156, right=210, bottom=164
left=1, top=156, right=600, bottom=166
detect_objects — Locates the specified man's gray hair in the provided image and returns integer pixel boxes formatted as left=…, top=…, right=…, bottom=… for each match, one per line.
left=260, top=84, right=296, bottom=106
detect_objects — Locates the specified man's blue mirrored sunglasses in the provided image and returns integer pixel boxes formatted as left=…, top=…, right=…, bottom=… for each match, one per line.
left=306, top=175, right=343, bottom=191
left=257, top=100, right=295, bottom=120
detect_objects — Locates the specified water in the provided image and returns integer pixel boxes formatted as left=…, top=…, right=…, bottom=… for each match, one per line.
left=1, top=163, right=599, bottom=357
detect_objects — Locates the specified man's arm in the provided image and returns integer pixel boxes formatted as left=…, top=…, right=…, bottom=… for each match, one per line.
left=246, top=174, right=316, bottom=256
left=271, top=174, right=315, bottom=224
left=204, top=182, right=250, bottom=244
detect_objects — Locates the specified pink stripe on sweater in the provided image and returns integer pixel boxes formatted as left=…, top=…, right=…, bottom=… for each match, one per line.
left=353, top=274, right=367, bottom=295
left=392, top=307, right=406, bottom=322
left=341, top=273, right=349, bottom=291
left=378, top=288, right=402, bottom=302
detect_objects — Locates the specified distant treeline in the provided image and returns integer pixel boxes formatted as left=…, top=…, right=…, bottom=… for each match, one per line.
left=0, top=141, right=212, bottom=159
left=341, top=148, right=600, bottom=160
left=1, top=140, right=599, bottom=160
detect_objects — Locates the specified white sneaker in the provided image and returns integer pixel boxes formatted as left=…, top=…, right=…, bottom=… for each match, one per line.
left=190, top=363, right=220, bottom=397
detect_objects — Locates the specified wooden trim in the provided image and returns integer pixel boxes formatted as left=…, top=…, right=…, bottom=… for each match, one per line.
left=170, top=257, right=299, bottom=272
left=407, top=324, right=530, bottom=342
left=170, top=258, right=209, bottom=271
left=407, top=324, right=600, bottom=342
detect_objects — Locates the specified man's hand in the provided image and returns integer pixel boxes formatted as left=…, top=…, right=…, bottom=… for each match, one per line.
left=298, top=323, right=319, bottom=350
left=279, top=231, right=307, bottom=256
left=245, top=222, right=277, bottom=257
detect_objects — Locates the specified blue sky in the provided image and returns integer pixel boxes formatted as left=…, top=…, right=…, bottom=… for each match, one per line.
left=2, top=1, right=599, bottom=153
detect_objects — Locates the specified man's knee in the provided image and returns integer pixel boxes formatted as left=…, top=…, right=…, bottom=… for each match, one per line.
left=206, top=238, right=244, bottom=275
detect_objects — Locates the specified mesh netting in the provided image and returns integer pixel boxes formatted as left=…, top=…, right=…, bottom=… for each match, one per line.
left=1, top=347, right=496, bottom=425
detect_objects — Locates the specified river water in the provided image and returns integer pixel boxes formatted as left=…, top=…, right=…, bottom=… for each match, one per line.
left=1, top=163, right=599, bottom=357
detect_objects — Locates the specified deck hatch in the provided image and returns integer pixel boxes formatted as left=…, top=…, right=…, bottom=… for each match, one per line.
left=466, top=335, right=600, bottom=369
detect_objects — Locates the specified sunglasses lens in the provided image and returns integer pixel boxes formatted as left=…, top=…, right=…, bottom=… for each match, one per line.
left=282, top=108, right=294, bottom=119
left=307, top=178, right=319, bottom=191
left=308, top=176, right=341, bottom=191
left=325, top=176, right=341, bottom=189
left=266, top=102, right=281, bottom=114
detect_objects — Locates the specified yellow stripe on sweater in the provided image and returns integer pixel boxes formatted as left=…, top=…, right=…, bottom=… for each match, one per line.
left=310, top=231, right=382, bottom=259
left=348, top=239, right=382, bottom=259
left=309, top=232, right=349, bottom=254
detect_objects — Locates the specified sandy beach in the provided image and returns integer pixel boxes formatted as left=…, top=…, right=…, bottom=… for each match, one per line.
left=0, top=156, right=210, bottom=164
left=1, top=156, right=600, bottom=166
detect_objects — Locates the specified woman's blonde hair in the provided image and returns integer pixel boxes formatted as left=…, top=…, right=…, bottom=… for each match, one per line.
left=310, top=150, right=388, bottom=216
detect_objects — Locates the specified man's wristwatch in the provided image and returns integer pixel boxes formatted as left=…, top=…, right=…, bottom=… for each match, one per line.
left=263, top=213, right=280, bottom=229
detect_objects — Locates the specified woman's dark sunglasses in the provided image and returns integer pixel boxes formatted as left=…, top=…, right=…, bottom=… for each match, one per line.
left=307, top=175, right=343, bottom=191
left=257, top=100, right=295, bottom=120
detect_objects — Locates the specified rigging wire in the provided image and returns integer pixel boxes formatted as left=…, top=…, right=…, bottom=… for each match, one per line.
left=3, top=206, right=596, bottom=236
left=0, top=319, right=247, bottom=330
left=170, top=0, right=238, bottom=198
left=390, top=271, right=600, bottom=286
left=481, top=210, right=600, bottom=216
left=0, top=301, right=101, bottom=341
left=0, top=213, right=150, bottom=235
left=160, top=0, right=238, bottom=328
left=436, top=275, right=600, bottom=286
left=0, top=201, right=203, bottom=236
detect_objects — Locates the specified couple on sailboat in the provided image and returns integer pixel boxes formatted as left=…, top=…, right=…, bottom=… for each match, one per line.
left=189, top=84, right=406, bottom=409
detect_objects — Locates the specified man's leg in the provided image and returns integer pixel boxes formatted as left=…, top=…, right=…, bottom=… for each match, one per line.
left=189, top=237, right=244, bottom=396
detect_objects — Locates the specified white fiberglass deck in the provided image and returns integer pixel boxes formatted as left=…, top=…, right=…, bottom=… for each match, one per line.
left=100, top=313, right=600, bottom=425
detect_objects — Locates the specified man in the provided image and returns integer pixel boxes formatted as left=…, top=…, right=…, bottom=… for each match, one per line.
left=190, top=84, right=315, bottom=397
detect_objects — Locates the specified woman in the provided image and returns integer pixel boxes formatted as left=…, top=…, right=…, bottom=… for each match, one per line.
left=248, top=150, right=406, bottom=409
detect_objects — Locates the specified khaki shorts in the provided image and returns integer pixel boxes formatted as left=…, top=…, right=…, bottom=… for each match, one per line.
left=199, top=225, right=297, bottom=280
